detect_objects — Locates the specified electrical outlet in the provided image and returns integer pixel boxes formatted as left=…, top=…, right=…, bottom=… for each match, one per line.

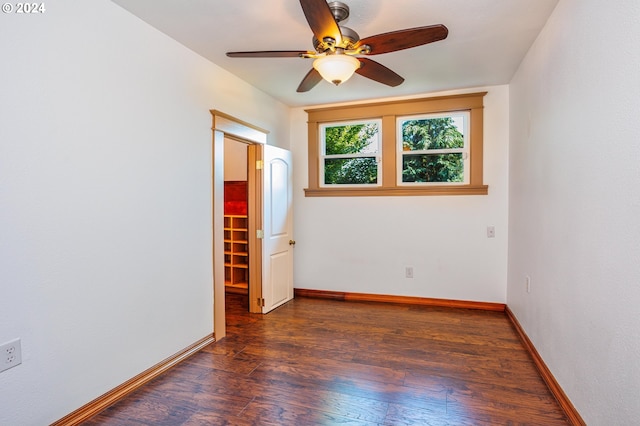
left=405, top=266, right=414, bottom=278
left=487, top=226, right=496, bottom=238
left=0, top=338, right=22, bottom=373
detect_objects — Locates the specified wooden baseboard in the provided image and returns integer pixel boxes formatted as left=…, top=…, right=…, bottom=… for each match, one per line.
left=505, top=307, right=585, bottom=426
left=294, top=288, right=506, bottom=311
left=52, top=334, right=215, bottom=426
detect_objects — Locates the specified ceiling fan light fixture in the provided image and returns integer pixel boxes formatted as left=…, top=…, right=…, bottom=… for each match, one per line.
left=227, top=0, right=449, bottom=93
left=312, top=54, right=360, bottom=86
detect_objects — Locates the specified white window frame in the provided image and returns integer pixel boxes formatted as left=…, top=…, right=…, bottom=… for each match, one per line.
left=319, top=119, right=383, bottom=188
left=396, top=111, right=470, bottom=186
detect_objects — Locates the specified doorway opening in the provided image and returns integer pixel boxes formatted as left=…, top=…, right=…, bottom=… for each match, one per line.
left=223, top=138, right=249, bottom=303
left=212, top=111, right=267, bottom=340
left=212, top=110, right=294, bottom=341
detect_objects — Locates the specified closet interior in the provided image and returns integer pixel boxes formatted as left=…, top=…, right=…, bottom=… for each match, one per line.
left=224, top=139, right=248, bottom=295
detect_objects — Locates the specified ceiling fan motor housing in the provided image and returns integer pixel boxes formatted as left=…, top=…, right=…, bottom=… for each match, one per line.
left=328, top=1, right=349, bottom=22
left=313, top=25, right=360, bottom=52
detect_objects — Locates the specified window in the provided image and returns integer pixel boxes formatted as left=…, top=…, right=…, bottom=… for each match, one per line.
left=320, top=119, right=381, bottom=186
left=397, top=112, right=469, bottom=185
left=305, top=92, right=487, bottom=196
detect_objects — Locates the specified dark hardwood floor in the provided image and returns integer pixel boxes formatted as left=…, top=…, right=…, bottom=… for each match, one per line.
left=83, top=293, right=569, bottom=425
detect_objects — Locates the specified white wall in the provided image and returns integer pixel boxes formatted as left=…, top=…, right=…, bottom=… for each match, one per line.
left=508, top=0, right=640, bottom=424
left=291, top=86, right=509, bottom=303
left=0, top=1, right=289, bottom=424
left=224, top=138, right=248, bottom=181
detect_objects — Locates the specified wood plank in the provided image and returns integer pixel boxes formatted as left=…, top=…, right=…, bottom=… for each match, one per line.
left=76, top=294, right=574, bottom=425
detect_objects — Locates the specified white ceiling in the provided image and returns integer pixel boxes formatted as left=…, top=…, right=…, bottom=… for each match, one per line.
left=111, top=0, right=558, bottom=107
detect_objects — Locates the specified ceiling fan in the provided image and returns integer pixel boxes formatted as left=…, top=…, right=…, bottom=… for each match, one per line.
left=226, top=0, right=448, bottom=92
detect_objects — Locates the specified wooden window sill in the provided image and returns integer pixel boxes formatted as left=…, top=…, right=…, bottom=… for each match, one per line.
left=304, top=185, right=488, bottom=197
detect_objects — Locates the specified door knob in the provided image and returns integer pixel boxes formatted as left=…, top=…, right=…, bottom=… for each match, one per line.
left=289, top=240, right=296, bottom=246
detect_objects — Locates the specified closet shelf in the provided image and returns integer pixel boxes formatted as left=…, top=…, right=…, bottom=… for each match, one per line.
left=224, top=214, right=249, bottom=289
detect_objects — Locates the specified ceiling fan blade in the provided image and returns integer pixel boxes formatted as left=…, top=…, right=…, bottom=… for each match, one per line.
left=299, top=0, right=342, bottom=46
left=226, top=51, right=312, bottom=58
left=357, top=25, right=448, bottom=55
left=356, top=58, right=404, bottom=87
left=297, top=68, right=323, bottom=92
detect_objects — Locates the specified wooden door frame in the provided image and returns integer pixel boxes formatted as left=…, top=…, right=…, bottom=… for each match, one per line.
left=246, top=144, right=263, bottom=314
left=211, top=110, right=268, bottom=339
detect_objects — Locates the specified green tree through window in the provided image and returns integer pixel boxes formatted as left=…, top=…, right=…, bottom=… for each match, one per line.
left=400, top=116, right=465, bottom=183
left=323, top=122, right=379, bottom=185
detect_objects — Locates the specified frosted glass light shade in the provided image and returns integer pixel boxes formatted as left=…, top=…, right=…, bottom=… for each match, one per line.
left=313, top=54, right=360, bottom=86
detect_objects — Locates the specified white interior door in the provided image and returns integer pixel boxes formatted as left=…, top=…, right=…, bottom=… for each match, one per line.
left=262, top=145, right=294, bottom=313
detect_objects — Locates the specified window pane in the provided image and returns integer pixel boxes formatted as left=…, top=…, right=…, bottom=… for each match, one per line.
left=324, top=123, right=379, bottom=155
left=402, top=153, right=464, bottom=183
left=324, top=157, right=378, bottom=185
left=401, top=116, right=464, bottom=151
